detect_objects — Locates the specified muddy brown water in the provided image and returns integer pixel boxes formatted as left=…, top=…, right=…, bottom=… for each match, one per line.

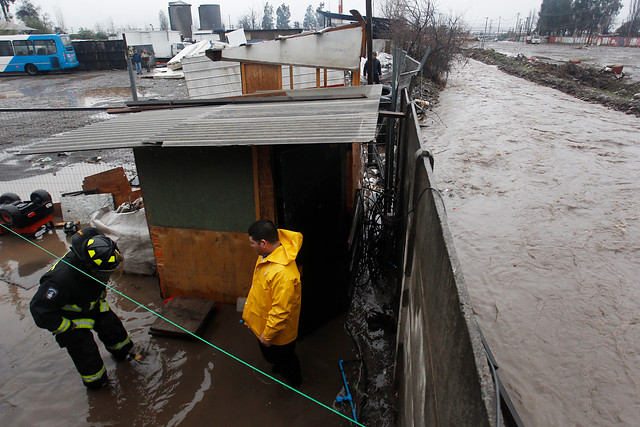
left=0, top=229, right=358, bottom=426
left=423, top=59, right=640, bottom=426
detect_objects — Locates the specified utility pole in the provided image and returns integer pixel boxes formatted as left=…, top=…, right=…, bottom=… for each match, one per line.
left=497, top=16, right=501, bottom=37
left=366, top=0, right=373, bottom=84
left=482, top=16, right=488, bottom=49
left=489, top=19, right=493, bottom=40
left=515, top=13, right=520, bottom=41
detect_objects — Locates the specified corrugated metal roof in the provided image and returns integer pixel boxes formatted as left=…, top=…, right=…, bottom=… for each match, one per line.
left=21, top=85, right=382, bottom=154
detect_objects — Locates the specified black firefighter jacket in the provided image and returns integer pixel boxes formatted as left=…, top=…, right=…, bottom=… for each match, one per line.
left=30, top=251, right=109, bottom=336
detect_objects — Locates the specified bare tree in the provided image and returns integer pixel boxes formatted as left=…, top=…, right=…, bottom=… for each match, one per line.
left=380, top=0, right=468, bottom=82
left=617, top=0, right=640, bottom=35
left=53, top=5, right=65, bottom=32
left=1, top=0, right=16, bottom=21
left=159, top=10, right=169, bottom=31
left=238, top=7, right=261, bottom=30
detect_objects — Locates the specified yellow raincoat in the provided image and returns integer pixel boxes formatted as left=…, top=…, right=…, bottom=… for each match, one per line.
left=242, top=229, right=302, bottom=346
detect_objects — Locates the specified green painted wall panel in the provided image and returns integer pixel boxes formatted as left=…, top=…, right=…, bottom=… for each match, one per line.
left=134, top=146, right=255, bottom=232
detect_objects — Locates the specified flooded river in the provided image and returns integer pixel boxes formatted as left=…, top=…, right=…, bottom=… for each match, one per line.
left=423, top=59, right=640, bottom=425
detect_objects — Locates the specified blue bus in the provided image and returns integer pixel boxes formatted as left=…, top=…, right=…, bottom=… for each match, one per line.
left=0, top=34, right=79, bottom=75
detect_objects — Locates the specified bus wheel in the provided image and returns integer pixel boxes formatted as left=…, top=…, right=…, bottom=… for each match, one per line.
left=25, top=64, right=38, bottom=75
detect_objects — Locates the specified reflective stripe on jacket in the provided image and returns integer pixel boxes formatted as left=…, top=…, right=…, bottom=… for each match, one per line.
left=242, top=229, right=302, bottom=346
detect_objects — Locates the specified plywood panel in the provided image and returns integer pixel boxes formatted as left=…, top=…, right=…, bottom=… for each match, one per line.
left=149, top=297, right=216, bottom=337
left=241, top=62, right=282, bottom=94
left=82, top=167, right=136, bottom=208
left=150, top=226, right=256, bottom=304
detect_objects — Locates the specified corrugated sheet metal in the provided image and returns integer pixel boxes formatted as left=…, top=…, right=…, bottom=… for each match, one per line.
left=21, top=85, right=382, bottom=154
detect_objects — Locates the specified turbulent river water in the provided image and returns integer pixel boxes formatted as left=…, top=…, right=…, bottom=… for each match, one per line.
left=423, top=59, right=640, bottom=426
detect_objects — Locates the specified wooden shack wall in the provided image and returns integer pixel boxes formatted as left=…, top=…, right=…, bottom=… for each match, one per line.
left=134, top=146, right=258, bottom=303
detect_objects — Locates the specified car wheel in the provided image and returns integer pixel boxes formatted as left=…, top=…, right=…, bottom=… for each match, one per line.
left=30, top=189, right=52, bottom=204
left=25, top=63, right=38, bottom=76
left=0, top=204, right=21, bottom=226
left=0, top=192, right=20, bottom=205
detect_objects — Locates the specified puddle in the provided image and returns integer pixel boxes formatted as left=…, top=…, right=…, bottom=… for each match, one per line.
left=0, top=228, right=358, bottom=426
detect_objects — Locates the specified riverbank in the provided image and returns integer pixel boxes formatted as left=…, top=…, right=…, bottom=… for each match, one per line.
left=465, top=48, right=640, bottom=117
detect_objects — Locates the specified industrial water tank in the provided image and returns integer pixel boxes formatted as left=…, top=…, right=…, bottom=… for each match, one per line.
left=199, top=4, right=222, bottom=31
left=168, top=1, right=193, bottom=40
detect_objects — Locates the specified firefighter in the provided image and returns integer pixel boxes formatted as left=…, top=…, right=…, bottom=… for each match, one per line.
left=30, top=227, right=134, bottom=390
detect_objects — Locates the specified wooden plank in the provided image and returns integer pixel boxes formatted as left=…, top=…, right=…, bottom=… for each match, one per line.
left=149, top=226, right=256, bottom=304
left=149, top=297, right=216, bottom=337
left=82, top=167, right=135, bottom=208
left=241, top=62, right=282, bottom=94
left=256, top=146, right=276, bottom=221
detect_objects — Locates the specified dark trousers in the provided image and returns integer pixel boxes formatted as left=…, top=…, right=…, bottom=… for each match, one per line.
left=258, top=340, right=302, bottom=387
left=56, top=309, right=132, bottom=389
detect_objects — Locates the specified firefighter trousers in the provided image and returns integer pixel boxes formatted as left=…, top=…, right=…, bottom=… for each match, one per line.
left=55, top=309, right=133, bottom=389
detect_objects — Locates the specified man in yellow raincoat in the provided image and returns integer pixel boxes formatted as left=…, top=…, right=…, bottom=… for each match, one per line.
left=243, top=219, right=303, bottom=387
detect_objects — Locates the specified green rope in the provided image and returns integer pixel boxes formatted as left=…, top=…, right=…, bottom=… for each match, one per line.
left=1, top=224, right=365, bottom=426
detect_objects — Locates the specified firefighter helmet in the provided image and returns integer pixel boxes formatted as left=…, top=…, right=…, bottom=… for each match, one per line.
left=71, top=227, right=123, bottom=271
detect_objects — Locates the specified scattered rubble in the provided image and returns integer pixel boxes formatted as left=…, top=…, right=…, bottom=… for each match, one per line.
left=465, top=48, right=640, bottom=117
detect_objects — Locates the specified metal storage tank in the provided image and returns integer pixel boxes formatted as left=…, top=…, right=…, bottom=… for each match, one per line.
left=199, top=4, right=222, bottom=31
left=168, top=1, right=193, bottom=41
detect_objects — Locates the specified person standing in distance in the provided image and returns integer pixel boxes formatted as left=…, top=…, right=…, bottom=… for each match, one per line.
left=30, top=228, right=134, bottom=390
left=242, top=220, right=303, bottom=387
left=363, top=51, right=382, bottom=84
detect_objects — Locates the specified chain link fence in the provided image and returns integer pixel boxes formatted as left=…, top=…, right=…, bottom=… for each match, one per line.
left=0, top=108, right=137, bottom=203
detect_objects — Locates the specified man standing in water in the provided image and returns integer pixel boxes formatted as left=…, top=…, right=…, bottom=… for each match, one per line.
left=30, top=228, right=134, bottom=390
left=243, top=220, right=303, bottom=387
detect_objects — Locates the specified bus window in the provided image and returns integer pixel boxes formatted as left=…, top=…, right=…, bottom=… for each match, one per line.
left=13, top=40, right=35, bottom=56
left=60, top=34, right=73, bottom=47
left=0, top=41, right=14, bottom=56
left=34, top=39, right=57, bottom=55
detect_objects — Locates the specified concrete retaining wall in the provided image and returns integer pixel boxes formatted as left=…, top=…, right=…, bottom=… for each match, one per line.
left=394, top=90, right=497, bottom=425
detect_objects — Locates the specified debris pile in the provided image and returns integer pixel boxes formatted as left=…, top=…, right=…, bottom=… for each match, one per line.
left=465, top=48, right=640, bottom=117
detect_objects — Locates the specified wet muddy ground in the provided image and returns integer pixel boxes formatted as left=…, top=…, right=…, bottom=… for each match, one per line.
left=0, top=71, right=365, bottom=426
left=0, top=228, right=360, bottom=426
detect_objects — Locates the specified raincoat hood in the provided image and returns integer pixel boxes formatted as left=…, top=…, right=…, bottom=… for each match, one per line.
left=262, top=229, right=303, bottom=266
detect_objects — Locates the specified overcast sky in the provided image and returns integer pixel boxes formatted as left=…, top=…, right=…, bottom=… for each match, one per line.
left=23, top=0, right=633, bottom=34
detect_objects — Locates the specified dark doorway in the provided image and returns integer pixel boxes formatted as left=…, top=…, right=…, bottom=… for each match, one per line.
left=273, top=144, right=350, bottom=335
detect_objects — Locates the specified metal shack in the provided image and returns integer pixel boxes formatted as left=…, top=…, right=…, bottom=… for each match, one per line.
left=22, top=85, right=381, bottom=332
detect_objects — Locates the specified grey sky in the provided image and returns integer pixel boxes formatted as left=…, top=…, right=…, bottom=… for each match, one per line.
left=22, top=0, right=634, bottom=34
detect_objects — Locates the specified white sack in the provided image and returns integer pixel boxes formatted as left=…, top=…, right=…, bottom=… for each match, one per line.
left=91, top=206, right=156, bottom=276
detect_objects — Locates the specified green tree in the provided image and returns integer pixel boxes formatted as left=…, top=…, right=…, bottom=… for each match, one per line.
left=16, top=0, right=52, bottom=33
left=572, top=0, right=622, bottom=36
left=276, top=4, right=290, bottom=29
left=538, top=0, right=573, bottom=35
left=303, top=5, right=317, bottom=29
left=262, top=3, right=274, bottom=29
left=74, top=27, right=97, bottom=39
left=316, top=2, right=325, bottom=28
left=1, top=0, right=16, bottom=21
